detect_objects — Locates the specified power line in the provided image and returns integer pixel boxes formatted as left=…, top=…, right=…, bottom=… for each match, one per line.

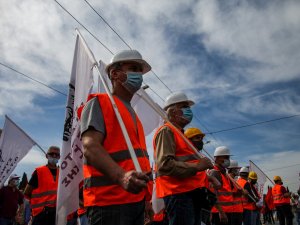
left=53, top=0, right=166, bottom=102
left=151, top=70, right=172, bottom=93
left=265, top=163, right=300, bottom=172
left=82, top=0, right=173, bottom=94
left=207, top=114, right=300, bottom=135
left=0, top=62, right=67, bottom=96
left=2, top=61, right=300, bottom=135
left=4, top=2, right=298, bottom=138
left=79, top=1, right=218, bottom=139
left=194, top=114, right=220, bottom=147
left=83, top=0, right=132, bottom=50
left=55, top=0, right=213, bottom=135
left=54, top=0, right=114, bottom=55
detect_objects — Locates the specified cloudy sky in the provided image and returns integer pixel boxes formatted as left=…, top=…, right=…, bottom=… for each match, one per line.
left=1, top=0, right=300, bottom=192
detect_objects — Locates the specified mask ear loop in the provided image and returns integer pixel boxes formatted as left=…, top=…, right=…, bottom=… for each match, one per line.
left=168, top=107, right=190, bottom=123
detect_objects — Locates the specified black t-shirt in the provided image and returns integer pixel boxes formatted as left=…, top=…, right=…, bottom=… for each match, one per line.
left=244, top=182, right=259, bottom=203
left=28, top=166, right=58, bottom=189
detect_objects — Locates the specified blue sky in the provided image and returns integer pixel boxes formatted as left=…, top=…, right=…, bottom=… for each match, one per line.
left=1, top=0, right=300, bottom=192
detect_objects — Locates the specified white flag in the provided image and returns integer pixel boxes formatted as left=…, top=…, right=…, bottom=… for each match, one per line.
left=0, top=115, right=36, bottom=186
left=249, top=160, right=266, bottom=197
left=56, top=31, right=95, bottom=225
left=97, top=60, right=111, bottom=93
left=151, top=180, right=165, bottom=214
left=131, top=88, right=164, bottom=136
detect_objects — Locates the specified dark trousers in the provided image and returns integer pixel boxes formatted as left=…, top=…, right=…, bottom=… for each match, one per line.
left=87, top=200, right=145, bottom=225
left=211, top=212, right=243, bottom=225
left=163, top=188, right=211, bottom=225
left=0, top=218, right=14, bottom=225
left=276, top=204, right=294, bottom=225
left=31, top=207, right=56, bottom=225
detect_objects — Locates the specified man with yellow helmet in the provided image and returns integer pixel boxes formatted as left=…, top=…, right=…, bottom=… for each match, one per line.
left=184, top=127, right=205, bottom=151
left=272, top=176, right=293, bottom=225
left=242, top=171, right=261, bottom=225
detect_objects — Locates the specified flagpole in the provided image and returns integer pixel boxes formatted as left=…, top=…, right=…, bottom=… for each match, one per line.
left=35, top=143, right=47, bottom=155
left=75, top=28, right=142, bottom=172
left=249, top=160, right=275, bottom=185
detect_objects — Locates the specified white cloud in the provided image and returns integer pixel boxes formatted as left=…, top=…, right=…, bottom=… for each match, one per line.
left=1, top=0, right=300, bottom=190
left=192, top=0, right=300, bottom=83
left=247, top=150, right=300, bottom=192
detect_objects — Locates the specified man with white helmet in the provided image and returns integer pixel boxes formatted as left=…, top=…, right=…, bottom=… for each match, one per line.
left=236, top=166, right=249, bottom=210
left=153, top=92, right=213, bottom=225
left=209, top=146, right=243, bottom=225
left=227, top=160, right=240, bottom=180
left=80, top=50, right=152, bottom=225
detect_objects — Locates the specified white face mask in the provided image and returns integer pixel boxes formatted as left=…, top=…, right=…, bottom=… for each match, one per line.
left=221, top=159, right=230, bottom=168
left=11, top=179, right=19, bottom=187
left=48, top=157, right=59, bottom=165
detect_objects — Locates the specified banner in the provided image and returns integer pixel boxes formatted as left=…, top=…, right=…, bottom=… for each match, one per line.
left=249, top=160, right=267, bottom=197
left=265, top=186, right=275, bottom=210
left=97, top=60, right=111, bottom=93
left=0, top=115, right=36, bottom=186
left=56, top=31, right=95, bottom=225
left=131, top=88, right=163, bottom=136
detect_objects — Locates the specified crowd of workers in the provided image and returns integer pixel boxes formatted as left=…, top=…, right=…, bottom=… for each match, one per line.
left=0, top=49, right=300, bottom=225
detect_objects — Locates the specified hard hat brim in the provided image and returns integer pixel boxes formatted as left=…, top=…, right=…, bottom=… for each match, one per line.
left=213, top=154, right=233, bottom=157
left=105, top=59, right=151, bottom=75
left=228, top=166, right=241, bottom=169
left=163, top=100, right=195, bottom=111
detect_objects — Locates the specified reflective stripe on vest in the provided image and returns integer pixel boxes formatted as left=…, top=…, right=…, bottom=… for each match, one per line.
left=83, top=94, right=151, bottom=207
left=236, top=177, right=257, bottom=210
left=30, top=165, right=58, bottom=216
left=211, top=166, right=243, bottom=213
left=84, top=148, right=148, bottom=166
left=153, top=123, right=208, bottom=198
left=272, top=184, right=291, bottom=205
left=31, top=190, right=57, bottom=198
left=31, top=200, right=56, bottom=209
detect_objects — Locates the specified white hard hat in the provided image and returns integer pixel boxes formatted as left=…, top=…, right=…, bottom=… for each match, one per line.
left=228, top=159, right=239, bottom=168
left=239, top=166, right=249, bottom=173
left=8, top=174, right=20, bottom=182
left=214, top=146, right=232, bottom=157
left=105, top=49, right=151, bottom=75
left=164, top=92, right=194, bottom=110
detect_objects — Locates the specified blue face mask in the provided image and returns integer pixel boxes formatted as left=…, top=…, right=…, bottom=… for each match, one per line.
left=181, top=107, right=193, bottom=123
left=122, top=72, right=143, bottom=94
left=48, top=157, right=59, bottom=165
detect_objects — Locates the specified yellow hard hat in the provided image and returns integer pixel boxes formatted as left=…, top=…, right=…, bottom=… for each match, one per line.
left=184, top=128, right=205, bottom=139
left=274, top=176, right=282, bottom=182
left=248, top=171, right=257, bottom=180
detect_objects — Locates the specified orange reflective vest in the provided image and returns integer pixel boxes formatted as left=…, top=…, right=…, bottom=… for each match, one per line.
left=211, top=166, right=242, bottom=213
left=236, top=177, right=259, bottom=211
left=77, top=207, right=86, bottom=216
left=153, top=122, right=208, bottom=198
left=153, top=210, right=165, bottom=222
left=77, top=181, right=86, bottom=216
left=272, top=184, right=290, bottom=206
left=30, top=165, right=59, bottom=216
left=83, top=93, right=151, bottom=207
left=237, top=177, right=248, bottom=210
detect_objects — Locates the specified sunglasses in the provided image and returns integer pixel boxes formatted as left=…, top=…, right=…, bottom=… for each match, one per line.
left=47, top=152, right=60, bottom=157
